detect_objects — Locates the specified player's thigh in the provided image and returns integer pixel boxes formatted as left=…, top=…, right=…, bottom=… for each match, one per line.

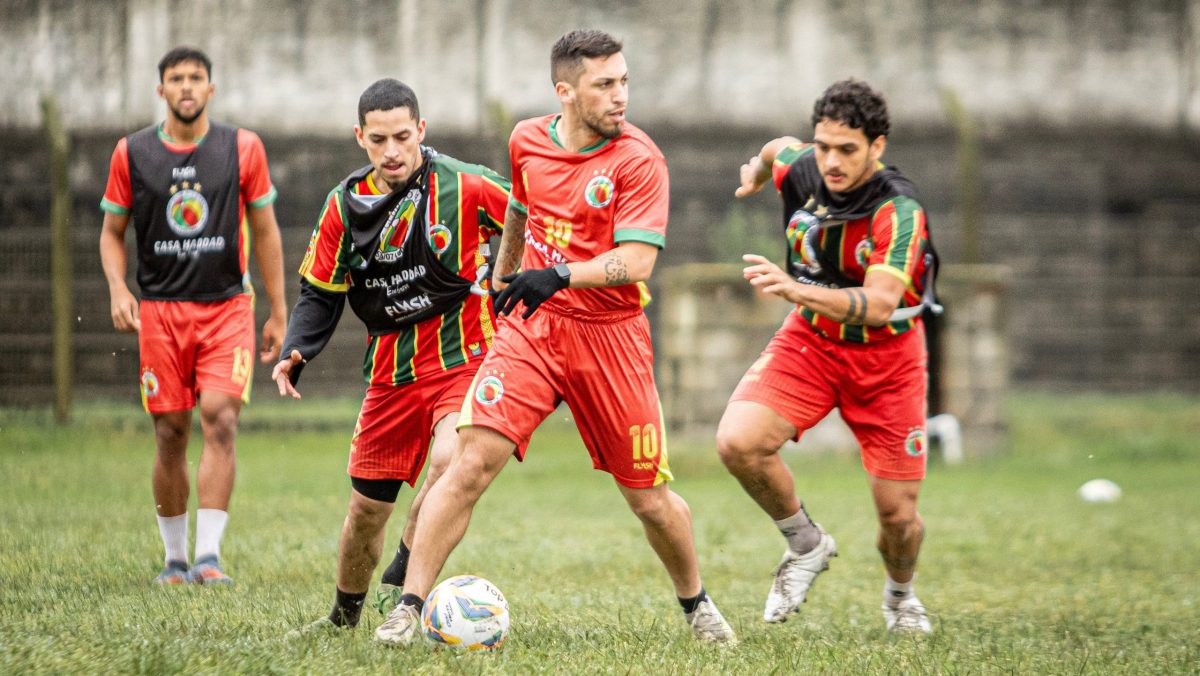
left=457, top=320, right=560, bottom=457
left=728, top=314, right=837, bottom=439
left=138, top=300, right=196, bottom=413
left=841, top=328, right=928, bottom=481
left=562, top=315, right=670, bottom=489
left=350, top=382, right=436, bottom=484
left=717, top=400, right=797, bottom=458
left=194, top=295, right=255, bottom=403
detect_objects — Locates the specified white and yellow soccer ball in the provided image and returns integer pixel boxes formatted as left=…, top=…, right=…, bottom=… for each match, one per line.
left=421, top=575, right=509, bottom=650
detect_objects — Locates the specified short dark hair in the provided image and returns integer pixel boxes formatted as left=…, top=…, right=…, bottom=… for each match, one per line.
left=550, top=30, right=623, bottom=85
left=811, top=79, right=890, bottom=141
left=158, top=46, right=212, bottom=82
left=358, top=78, right=421, bottom=127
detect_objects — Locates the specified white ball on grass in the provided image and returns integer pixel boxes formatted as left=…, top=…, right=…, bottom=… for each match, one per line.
left=1078, top=478, right=1122, bottom=503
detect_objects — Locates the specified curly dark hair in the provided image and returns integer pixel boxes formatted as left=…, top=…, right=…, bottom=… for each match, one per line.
left=550, top=30, right=623, bottom=85
left=810, top=79, right=890, bottom=140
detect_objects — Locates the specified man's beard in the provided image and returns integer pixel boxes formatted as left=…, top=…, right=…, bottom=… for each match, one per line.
left=170, top=103, right=206, bottom=124
left=579, top=102, right=623, bottom=140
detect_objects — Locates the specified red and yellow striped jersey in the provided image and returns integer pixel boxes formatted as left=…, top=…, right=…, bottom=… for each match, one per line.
left=299, top=154, right=510, bottom=385
left=772, top=143, right=930, bottom=344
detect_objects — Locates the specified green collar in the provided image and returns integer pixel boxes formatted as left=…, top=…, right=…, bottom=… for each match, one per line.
left=157, top=123, right=207, bottom=145
left=548, top=115, right=610, bottom=153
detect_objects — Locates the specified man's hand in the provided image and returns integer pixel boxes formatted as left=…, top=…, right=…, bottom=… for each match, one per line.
left=260, top=313, right=285, bottom=363
left=743, top=254, right=804, bottom=304
left=271, top=349, right=305, bottom=399
left=110, top=286, right=141, bottom=333
left=735, top=155, right=770, bottom=198
left=493, top=268, right=569, bottom=319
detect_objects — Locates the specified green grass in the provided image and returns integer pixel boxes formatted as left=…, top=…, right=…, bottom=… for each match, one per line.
left=1, top=392, right=1198, bottom=674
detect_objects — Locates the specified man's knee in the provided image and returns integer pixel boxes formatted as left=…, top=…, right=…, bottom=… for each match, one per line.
left=443, top=427, right=512, bottom=498
left=153, top=413, right=190, bottom=454
left=624, top=486, right=677, bottom=527
left=878, top=505, right=921, bottom=536
left=716, top=422, right=774, bottom=471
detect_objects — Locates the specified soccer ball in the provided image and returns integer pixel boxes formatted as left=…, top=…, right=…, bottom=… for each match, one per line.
left=421, top=575, right=509, bottom=650
left=1078, top=478, right=1122, bottom=503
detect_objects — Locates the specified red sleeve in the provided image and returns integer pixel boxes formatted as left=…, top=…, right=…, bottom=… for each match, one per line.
left=507, top=124, right=529, bottom=211
left=100, top=138, right=131, bottom=214
left=476, top=171, right=511, bottom=237
left=298, top=188, right=351, bottom=292
left=611, top=150, right=669, bottom=248
left=237, top=129, right=277, bottom=208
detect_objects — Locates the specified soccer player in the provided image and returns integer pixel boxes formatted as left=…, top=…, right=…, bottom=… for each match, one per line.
left=99, top=46, right=288, bottom=585
left=717, top=79, right=936, bottom=633
left=273, top=78, right=510, bottom=632
left=374, top=29, right=736, bottom=646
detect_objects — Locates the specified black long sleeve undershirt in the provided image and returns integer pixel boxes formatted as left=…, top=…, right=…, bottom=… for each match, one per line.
left=279, top=279, right=346, bottom=385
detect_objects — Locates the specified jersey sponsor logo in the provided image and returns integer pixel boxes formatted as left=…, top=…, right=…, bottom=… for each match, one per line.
left=524, top=228, right=569, bottom=266
left=474, top=374, right=504, bottom=405
left=153, top=236, right=226, bottom=259
left=584, top=174, right=614, bottom=208
left=140, top=369, right=160, bottom=398
left=427, top=223, right=452, bottom=255
left=855, top=238, right=874, bottom=268
left=171, top=166, right=197, bottom=181
left=165, top=187, right=209, bottom=237
left=905, top=427, right=926, bottom=457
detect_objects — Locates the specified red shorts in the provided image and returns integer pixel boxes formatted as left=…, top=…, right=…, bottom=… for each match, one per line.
left=458, top=308, right=673, bottom=488
left=349, top=362, right=479, bottom=483
left=730, top=311, right=929, bottom=481
left=138, top=295, right=255, bottom=414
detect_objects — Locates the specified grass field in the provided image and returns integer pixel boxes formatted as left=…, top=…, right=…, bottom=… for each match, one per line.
left=1, top=392, right=1198, bottom=674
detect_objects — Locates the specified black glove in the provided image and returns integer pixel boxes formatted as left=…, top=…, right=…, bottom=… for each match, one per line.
left=493, top=268, right=569, bottom=318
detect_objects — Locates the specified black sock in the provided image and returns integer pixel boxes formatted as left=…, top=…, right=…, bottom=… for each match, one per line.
left=398, top=592, right=424, bottom=612
left=328, top=588, right=367, bottom=627
left=678, top=586, right=708, bottom=614
left=381, top=541, right=410, bottom=587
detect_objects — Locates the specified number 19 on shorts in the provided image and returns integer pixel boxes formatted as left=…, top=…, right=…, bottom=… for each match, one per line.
left=629, top=424, right=659, bottom=470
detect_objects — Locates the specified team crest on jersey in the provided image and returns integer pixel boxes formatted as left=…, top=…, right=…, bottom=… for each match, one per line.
left=377, top=190, right=420, bottom=262
left=786, top=209, right=820, bottom=260
left=475, top=374, right=504, bottom=405
left=427, top=223, right=452, bottom=255
left=905, top=428, right=926, bottom=457
left=584, top=173, right=614, bottom=208
left=855, top=238, right=874, bottom=268
left=165, top=187, right=209, bottom=237
left=140, top=369, right=160, bottom=398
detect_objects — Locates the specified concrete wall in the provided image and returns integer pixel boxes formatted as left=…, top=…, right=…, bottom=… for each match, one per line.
left=2, top=0, right=1200, bottom=407
left=1, top=0, right=1197, bottom=134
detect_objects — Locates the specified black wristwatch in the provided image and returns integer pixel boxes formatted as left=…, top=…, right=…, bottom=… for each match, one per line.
left=552, top=262, right=571, bottom=288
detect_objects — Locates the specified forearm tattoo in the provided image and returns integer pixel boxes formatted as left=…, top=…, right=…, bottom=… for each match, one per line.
left=840, top=288, right=868, bottom=324
left=600, top=251, right=630, bottom=286
left=494, top=207, right=526, bottom=276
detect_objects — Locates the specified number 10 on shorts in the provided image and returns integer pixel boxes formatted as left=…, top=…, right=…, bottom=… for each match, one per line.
left=629, top=423, right=659, bottom=469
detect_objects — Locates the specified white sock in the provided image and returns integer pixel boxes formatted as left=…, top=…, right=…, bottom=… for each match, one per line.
left=884, top=573, right=915, bottom=604
left=156, top=513, right=189, bottom=565
left=773, top=506, right=821, bottom=555
left=195, top=508, right=229, bottom=562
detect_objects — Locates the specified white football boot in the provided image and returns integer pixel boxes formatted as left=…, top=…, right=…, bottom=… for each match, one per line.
left=685, top=598, right=737, bottom=644
left=374, top=602, right=421, bottom=646
left=883, top=594, right=932, bottom=634
left=763, top=527, right=837, bottom=622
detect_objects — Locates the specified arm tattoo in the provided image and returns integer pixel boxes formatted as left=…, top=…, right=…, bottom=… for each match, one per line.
left=840, top=288, right=869, bottom=324
left=493, top=205, right=526, bottom=277
left=599, top=251, right=630, bottom=286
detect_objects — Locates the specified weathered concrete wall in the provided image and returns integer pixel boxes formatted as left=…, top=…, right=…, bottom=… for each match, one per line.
left=1, top=0, right=1197, bottom=134
left=2, top=1, right=1200, bottom=408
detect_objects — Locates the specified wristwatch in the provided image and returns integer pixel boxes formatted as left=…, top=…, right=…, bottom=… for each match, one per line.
left=552, top=262, right=571, bottom=288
